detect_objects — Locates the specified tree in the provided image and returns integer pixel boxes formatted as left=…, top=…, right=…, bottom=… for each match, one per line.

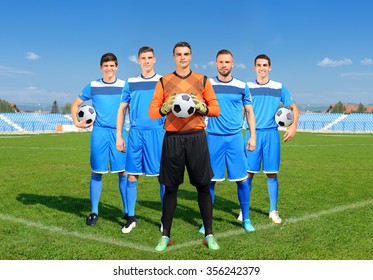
left=0, top=99, right=16, bottom=112
left=355, top=102, right=367, bottom=113
left=61, top=103, right=72, bottom=115
left=330, top=101, right=346, bottom=113
left=51, top=100, right=60, bottom=113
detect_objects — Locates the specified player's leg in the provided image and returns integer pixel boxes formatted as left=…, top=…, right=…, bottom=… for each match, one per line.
left=118, top=172, right=128, bottom=219
left=186, top=131, right=219, bottom=250
left=87, top=172, right=102, bottom=226
left=156, top=132, right=185, bottom=251
left=122, top=174, right=139, bottom=233
left=143, top=128, right=166, bottom=230
left=108, top=128, right=128, bottom=221
left=263, top=130, right=282, bottom=224
left=87, top=127, right=109, bottom=226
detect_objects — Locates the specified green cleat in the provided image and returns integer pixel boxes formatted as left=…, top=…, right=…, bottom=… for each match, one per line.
left=155, top=236, right=172, bottom=252
left=203, top=234, right=220, bottom=250
left=243, top=219, right=255, bottom=232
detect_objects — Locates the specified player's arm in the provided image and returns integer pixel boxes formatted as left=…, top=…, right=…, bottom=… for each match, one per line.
left=244, top=104, right=256, bottom=151
left=149, top=80, right=166, bottom=119
left=116, top=102, right=128, bottom=152
left=201, top=78, right=220, bottom=117
left=284, top=102, right=299, bottom=142
left=71, top=97, right=92, bottom=128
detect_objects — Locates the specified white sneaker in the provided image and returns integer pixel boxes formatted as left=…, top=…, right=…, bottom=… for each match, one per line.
left=122, top=219, right=137, bottom=233
left=269, top=210, right=282, bottom=224
left=237, top=210, right=243, bottom=222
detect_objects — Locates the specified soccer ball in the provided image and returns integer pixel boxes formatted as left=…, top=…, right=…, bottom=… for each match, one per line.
left=275, top=107, right=293, bottom=127
left=172, top=93, right=196, bottom=118
left=77, top=105, right=96, bottom=125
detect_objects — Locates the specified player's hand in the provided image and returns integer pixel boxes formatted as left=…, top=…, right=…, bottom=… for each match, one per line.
left=160, top=94, right=176, bottom=115
left=116, top=137, right=126, bottom=153
left=246, top=137, right=256, bottom=151
left=75, top=119, right=93, bottom=129
left=284, top=125, right=297, bottom=142
left=191, top=95, right=208, bottom=115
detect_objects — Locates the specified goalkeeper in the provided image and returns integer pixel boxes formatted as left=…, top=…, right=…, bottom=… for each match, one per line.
left=149, top=42, right=220, bottom=252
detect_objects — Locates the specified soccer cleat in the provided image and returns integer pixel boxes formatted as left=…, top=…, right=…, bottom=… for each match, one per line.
left=198, top=224, right=205, bottom=235
left=203, top=234, right=220, bottom=250
left=269, top=210, right=282, bottom=224
left=123, top=213, right=129, bottom=221
left=86, top=213, right=98, bottom=226
left=242, top=219, right=255, bottom=232
left=155, top=236, right=172, bottom=252
left=121, top=218, right=137, bottom=233
left=237, top=210, right=243, bottom=222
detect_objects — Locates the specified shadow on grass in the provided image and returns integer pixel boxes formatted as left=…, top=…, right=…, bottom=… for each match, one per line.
left=16, top=193, right=124, bottom=226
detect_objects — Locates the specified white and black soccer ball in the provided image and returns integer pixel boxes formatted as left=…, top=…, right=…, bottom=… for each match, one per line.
left=275, top=107, right=293, bottom=127
left=77, top=105, right=96, bottom=125
left=172, top=93, right=196, bottom=118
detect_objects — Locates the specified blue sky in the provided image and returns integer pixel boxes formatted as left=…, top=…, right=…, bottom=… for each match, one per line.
left=1, top=0, right=373, bottom=110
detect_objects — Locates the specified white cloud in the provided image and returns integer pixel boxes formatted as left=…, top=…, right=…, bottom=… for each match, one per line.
left=340, top=72, right=373, bottom=79
left=26, top=52, right=40, bottom=61
left=194, top=61, right=215, bottom=70
left=317, top=57, right=352, bottom=67
left=360, top=58, right=373, bottom=65
left=128, top=55, right=137, bottom=63
left=235, top=63, right=246, bottom=69
left=0, top=65, right=34, bottom=76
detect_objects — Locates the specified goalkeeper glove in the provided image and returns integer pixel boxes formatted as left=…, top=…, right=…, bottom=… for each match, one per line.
left=191, top=95, right=208, bottom=115
left=160, top=94, right=176, bottom=115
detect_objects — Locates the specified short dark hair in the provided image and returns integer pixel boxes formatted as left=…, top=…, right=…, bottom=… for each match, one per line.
left=216, top=49, right=233, bottom=60
left=138, top=46, right=154, bottom=57
left=254, top=54, right=271, bottom=66
left=173, top=41, right=192, bottom=55
left=100, top=53, right=118, bottom=66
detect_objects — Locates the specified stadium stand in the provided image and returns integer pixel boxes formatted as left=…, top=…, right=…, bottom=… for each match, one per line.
left=0, top=112, right=131, bottom=133
left=0, top=112, right=372, bottom=133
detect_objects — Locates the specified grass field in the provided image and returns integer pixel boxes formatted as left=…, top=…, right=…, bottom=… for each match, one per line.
left=0, top=131, right=372, bottom=260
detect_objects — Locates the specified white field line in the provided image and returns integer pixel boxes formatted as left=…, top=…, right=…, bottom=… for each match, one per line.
left=1, top=199, right=372, bottom=253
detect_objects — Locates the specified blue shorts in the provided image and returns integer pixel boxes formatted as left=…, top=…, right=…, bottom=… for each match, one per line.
left=207, top=132, right=247, bottom=181
left=90, top=126, right=127, bottom=173
left=126, top=127, right=165, bottom=176
left=245, top=128, right=280, bottom=174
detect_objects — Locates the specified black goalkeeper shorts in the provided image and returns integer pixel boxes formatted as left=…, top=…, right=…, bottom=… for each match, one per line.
left=159, top=129, right=213, bottom=188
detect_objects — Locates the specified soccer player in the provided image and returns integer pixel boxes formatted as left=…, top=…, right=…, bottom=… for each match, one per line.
left=71, top=53, right=127, bottom=226
left=149, top=42, right=220, bottom=251
left=243, top=54, right=299, bottom=224
left=116, top=46, right=165, bottom=233
left=198, top=49, right=256, bottom=234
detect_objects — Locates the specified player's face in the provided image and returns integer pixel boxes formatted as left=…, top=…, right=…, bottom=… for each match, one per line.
left=216, top=54, right=234, bottom=78
left=254, top=58, right=271, bottom=80
left=173, top=47, right=192, bottom=70
left=100, top=61, right=118, bottom=82
left=138, top=51, right=156, bottom=72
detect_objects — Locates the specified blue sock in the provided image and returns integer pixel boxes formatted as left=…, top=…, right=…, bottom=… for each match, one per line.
left=160, top=183, right=165, bottom=208
left=118, top=174, right=128, bottom=216
left=126, top=179, right=138, bottom=216
left=90, top=173, right=102, bottom=215
left=209, top=182, right=216, bottom=205
left=267, top=177, right=279, bottom=212
left=237, top=180, right=250, bottom=221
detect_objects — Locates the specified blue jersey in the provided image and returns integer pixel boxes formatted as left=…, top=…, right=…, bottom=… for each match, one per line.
left=121, top=73, right=164, bottom=130
left=207, top=76, right=251, bottom=135
left=80, top=78, right=125, bottom=129
left=246, top=80, right=295, bottom=129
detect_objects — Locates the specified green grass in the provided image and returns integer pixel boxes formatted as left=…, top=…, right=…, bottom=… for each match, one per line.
left=0, top=132, right=372, bottom=260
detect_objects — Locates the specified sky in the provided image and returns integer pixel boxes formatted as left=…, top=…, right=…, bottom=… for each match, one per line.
left=1, top=0, right=373, bottom=110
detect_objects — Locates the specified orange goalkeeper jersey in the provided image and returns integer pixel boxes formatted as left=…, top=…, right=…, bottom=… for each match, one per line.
left=149, top=71, right=220, bottom=132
